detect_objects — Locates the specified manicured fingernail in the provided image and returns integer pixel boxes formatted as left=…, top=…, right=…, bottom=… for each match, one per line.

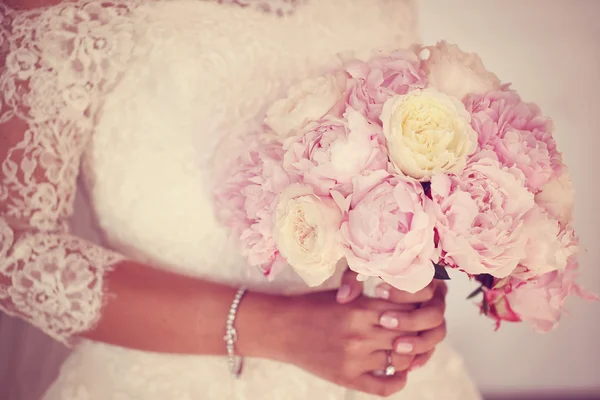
left=380, top=315, right=399, bottom=328
left=395, top=342, right=414, bottom=354
left=337, top=285, right=351, bottom=302
left=374, top=286, right=390, bottom=299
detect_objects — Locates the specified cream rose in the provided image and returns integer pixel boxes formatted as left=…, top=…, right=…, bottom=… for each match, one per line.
left=423, top=41, right=501, bottom=100
left=381, top=88, right=477, bottom=181
left=265, top=74, right=345, bottom=138
left=273, top=184, right=343, bottom=286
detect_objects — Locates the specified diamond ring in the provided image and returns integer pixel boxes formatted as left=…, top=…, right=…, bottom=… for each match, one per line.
left=384, top=351, right=395, bottom=376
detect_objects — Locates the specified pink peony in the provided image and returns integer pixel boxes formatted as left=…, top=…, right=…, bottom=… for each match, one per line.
left=464, top=90, right=563, bottom=191
left=422, top=41, right=501, bottom=100
left=482, top=259, right=598, bottom=333
left=340, top=170, right=438, bottom=293
left=534, top=171, right=575, bottom=225
left=264, top=73, right=346, bottom=138
left=431, top=157, right=534, bottom=278
left=214, top=135, right=297, bottom=277
left=239, top=213, right=287, bottom=277
left=344, top=50, right=427, bottom=122
left=513, top=207, right=579, bottom=280
left=282, top=108, right=388, bottom=197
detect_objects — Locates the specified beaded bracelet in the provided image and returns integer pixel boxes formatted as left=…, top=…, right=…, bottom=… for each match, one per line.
left=224, top=287, right=247, bottom=378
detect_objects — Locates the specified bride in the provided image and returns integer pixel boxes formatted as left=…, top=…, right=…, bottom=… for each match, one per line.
left=0, top=0, right=482, bottom=398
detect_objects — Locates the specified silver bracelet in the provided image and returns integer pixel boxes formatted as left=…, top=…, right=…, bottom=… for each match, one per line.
left=224, top=287, right=247, bottom=378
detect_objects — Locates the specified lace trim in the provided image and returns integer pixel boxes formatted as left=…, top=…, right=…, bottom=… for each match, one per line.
left=0, top=222, right=123, bottom=344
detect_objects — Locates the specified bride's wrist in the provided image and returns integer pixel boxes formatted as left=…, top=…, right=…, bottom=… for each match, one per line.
left=235, top=291, right=292, bottom=361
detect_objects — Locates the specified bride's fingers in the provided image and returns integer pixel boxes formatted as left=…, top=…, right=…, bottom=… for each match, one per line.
left=336, top=268, right=363, bottom=304
left=392, top=321, right=447, bottom=355
left=378, top=294, right=445, bottom=332
left=367, top=326, right=416, bottom=351
left=351, top=371, right=408, bottom=397
left=363, top=350, right=414, bottom=376
left=374, top=281, right=436, bottom=304
left=369, top=320, right=446, bottom=355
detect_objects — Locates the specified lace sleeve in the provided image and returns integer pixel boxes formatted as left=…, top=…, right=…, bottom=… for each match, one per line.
left=0, top=2, right=129, bottom=345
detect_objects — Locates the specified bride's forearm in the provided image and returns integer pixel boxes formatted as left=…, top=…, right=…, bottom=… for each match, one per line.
left=82, top=260, right=286, bottom=359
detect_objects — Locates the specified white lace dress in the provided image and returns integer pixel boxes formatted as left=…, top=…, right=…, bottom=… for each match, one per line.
left=0, top=1, right=482, bottom=398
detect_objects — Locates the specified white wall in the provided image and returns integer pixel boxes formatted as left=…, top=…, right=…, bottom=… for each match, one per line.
left=418, top=0, right=600, bottom=395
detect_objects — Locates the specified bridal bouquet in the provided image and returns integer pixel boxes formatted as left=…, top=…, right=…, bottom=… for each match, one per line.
left=215, top=42, right=596, bottom=332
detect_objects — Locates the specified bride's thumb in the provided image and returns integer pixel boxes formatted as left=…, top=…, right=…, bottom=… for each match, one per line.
left=336, top=268, right=363, bottom=304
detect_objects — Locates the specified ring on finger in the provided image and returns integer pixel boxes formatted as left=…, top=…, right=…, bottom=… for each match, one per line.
left=384, top=351, right=395, bottom=376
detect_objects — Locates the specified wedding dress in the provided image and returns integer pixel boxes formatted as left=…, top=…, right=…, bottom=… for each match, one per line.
left=0, top=0, right=482, bottom=398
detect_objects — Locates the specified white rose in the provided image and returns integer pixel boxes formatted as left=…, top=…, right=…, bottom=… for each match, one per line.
left=265, top=74, right=344, bottom=137
left=423, top=41, right=501, bottom=100
left=381, top=88, right=478, bottom=181
left=534, top=172, right=575, bottom=224
left=273, top=184, right=343, bottom=286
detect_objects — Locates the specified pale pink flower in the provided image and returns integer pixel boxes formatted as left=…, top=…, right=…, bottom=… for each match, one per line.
left=344, top=50, right=427, bottom=122
left=422, top=41, right=501, bottom=100
left=214, top=135, right=297, bottom=277
left=464, top=90, right=563, bottom=191
left=482, top=259, right=598, bottom=333
left=282, top=108, right=388, bottom=197
left=215, top=138, right=284, bottom=230
left=431, top=158, right=534, bottom=278
left=513, top=207, right=579, bottom=280
left=534, top=171, right=575, bottom=225
left=340, top=170, right=438, bottom=293
left=265, top=73, right=346, bottom=138
left=239, top=213, right=287, bottom=277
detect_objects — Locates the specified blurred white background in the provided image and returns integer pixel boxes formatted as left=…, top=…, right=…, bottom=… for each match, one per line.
left=1, top=1, right=599, bottom=399
left=418, top=0, right=600, bottom=397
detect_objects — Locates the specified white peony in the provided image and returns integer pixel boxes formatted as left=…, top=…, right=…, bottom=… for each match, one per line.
left=381, top=88, right=478, bottom=181
left=273, top=184, right=343, bottom=287
left=265, top=74, right=344, bottom=137
left=423, top=41, right=501, bottom=100
left=534, top=171, right=575, bottom=224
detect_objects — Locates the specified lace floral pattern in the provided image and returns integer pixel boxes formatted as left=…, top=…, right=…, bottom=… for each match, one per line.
left=0, top=226, right=123, bottom=341
left=0, top=0, right=138, bottom=344
left=0, top=0, right=301, bottom=345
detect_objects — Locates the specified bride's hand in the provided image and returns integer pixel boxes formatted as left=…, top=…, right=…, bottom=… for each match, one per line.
left=268, top=288, right=445, bottom=397
left=336, top=269, right=447, bottom=371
